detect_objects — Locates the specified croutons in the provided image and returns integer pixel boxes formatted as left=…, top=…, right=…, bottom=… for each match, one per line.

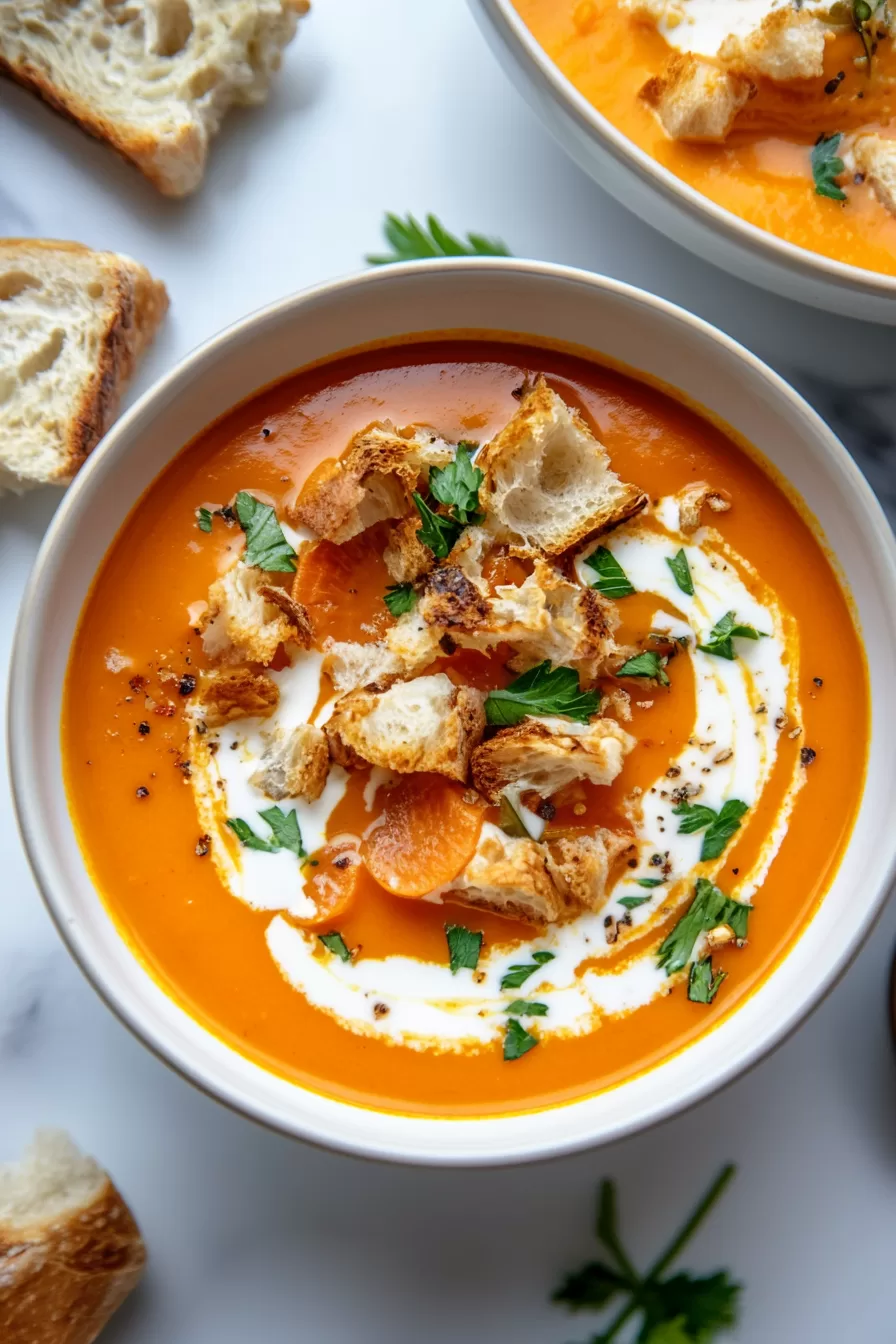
left=449, top=822, right=566, bottom=924
left=324, top=610, right=444, bottom=693
left=471, top=716, right=635, bottom=804
left=248, top=723, right=330, bottom=802
left=383, top=514, right=434, bottom=584
left=719, top=9, right=827, bottom=82
left=291, top=422, right=454, bottom=543
left=195, top=667, right=279, bottom=728
left=477, top=379, right=646, bottom=553
left=854, top=134, right=896, bottom=218
left=641, top=53, right=755, bottom=142
left=546, top=831, right=635, bottom=917
left=420, top=564, right=492, bottom=630
left=199, top=563, right=311, bottom=665
left=674, top=481, right=732, bottom=533
left=325, top=673, right=485, bottom=780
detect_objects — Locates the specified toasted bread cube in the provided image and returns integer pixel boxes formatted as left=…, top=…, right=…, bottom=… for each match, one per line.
left=324, top=610, right=444, bottom=693
left=854, top=134, right=896, bottom=217
left=674, top=481, right=732, bottom=533
left=325, top=673, right=485, bottom=780
left=248, top=723, right=330, bottom=802
left=199, top=563, right=311, bottom=666
left=641, top=53, right=755, bottom=142
left=546, top=831, right=635, bottom=917
left=195, top=668, right=279, bottom=728
left=719, top=10, right=826, bottom=82
left=476, top=378, right=646, bottom=553
left=449, top=822, right=565, bottom=924
left=383, top=513, right=434, bottom=584
left=291, top=422, right=454, bottom=543
left=471, top=716, right=635, bottom=804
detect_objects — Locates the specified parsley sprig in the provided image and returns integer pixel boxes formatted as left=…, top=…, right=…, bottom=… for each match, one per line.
left=226, top=806, right=306, bottom=859
left=383, top=582, right=417, bottom=616
left=553, top=1165, right=739, bottom=1343
left=318, top=931, right=352, bottom=962
left=413, top=444, right=484, bottom=558
left=657, top=878, right=750, bottom=976
left=235, top=491, right=297, bottom=572
left=504, top=1017, right=539, bottom=1061
left=666, top=548, right=694, bottom=597
left=586, top=547, right=636, bottom=598
left=697, top=613, right=762, bottom=661
left=445, top=923, right=483, bottom=974
left=500, top=950, right=555, bottom=990
left=616, top=650, right=670, bottom=687
left=811, top=134, right=847, bottom=203
left=485, top=662, right=600, bottom=726
left=688, top=957, right=727, bottom=1005
left=366, top=213, right=510, bottom=265
left=673, top=798, right=748, bottom=861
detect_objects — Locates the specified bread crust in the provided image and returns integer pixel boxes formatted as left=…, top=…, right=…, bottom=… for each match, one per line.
left=196, top=667, right=280, bottom=727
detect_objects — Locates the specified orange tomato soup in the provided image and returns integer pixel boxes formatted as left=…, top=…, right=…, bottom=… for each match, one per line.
left=63, top=339, right=868, bottom=1117
left=515, top=0, right=896, bottom=275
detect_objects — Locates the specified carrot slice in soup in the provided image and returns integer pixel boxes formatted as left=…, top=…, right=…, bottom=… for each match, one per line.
left=361, top=774, right=484, bottom=898
left=293, top=532, right=391, bottom=647
left=292, top=844, right=362, bottom=928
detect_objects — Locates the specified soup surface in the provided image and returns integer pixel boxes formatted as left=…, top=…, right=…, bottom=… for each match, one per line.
left=515, top=0, right=896, bottom=276
left=64, top=338, right=868, bottom=1117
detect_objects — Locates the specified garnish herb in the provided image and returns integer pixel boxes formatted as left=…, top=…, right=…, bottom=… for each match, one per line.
left=688, top=957, right=727, bottom=1005
left=498, top=793, right=529, bottom=838
left=672, top=798, right=748, bottom=861
left=226, top=806, right=306, bottom=858
left=500, top=950, right=555, bottom=990
left=666, top=548, right=694, bottom=597
left=383, top=582, right=417, bottom=616
left=412, top=491, right=464, bottom=558
left=366, top=212, right=511, bottom=266
left=485, top=662, right=600, bottom=726
left=197, top=506, right=213, bottom=533
left=618, top=895, right=652, bottom=910
left=505, top=999, right=549, bottom=1016
left=585, top=547, right=636, bottom=598
left=429, top=444, right=484, bottom=524
left=318, top=932, right=352, bottom=962
left=616, top=650, right=670, bottom=687
left=697, top=612, right=763, bottom=661
left=234, top=491, right=297, bottom=572
left=657, top=878, right=750, bottom=976
left=635, top=877, right=664, bottom=888
left=503, top=1017, right=539, bottom=1061
left=852, top=0, right=881, bottom=69
left=445, top=923, right=483, bottom=975
left=553, top=1164, right=739, bottom=1343
left=811, top=134, right=847, bottom=202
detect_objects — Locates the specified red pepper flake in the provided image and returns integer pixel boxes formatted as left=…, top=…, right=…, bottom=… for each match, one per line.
left=135, top=786, right=150, bottom=799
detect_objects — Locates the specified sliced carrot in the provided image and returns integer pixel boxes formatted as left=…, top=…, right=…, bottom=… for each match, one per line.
left=291, top=844, right=363, bottom=929
left=293, top=531, right=392, bottom=647
left=361, top=774, right=484, bottom=898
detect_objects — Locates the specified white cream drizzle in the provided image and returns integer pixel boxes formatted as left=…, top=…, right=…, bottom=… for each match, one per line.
left=655, top=0, right=807, bottom=59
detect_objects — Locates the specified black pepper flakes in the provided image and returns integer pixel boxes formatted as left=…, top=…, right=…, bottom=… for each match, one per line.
left=373, top=1002, right=390, bottom=1019
left=536, top=799, right=556, bottom=821
left=262, top=427, right=272, bottom=438
left=135, top=786, right=150, bottom=799
left=813, top=677, right=823, bottom=688
left=800, top=747, right=817, bottom=767
left=138, top=721, right=150, bottom=735
left=333, top=855, right=351, bottom=869
left=178, top=674, right=197, bottom=696
left=195, top=835, right=211, bottom=857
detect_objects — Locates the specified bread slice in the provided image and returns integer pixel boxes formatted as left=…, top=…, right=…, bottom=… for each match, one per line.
left=199, top=563, right=312, bottom=665
left=546, top=830, right=634, bottom=917
left=0, top=239, right=167, bottom=493
left=477, top=379, right=647, bottom=553
left=471, top=715, right=635, bottom=804
left=0, top=1, right=309, bottom=197
left=854, top=134, right=896, bottom=218
left=195, top=666, right=280, bottom=727
left=249, top=722, right=330, bottom=801
left=640, top=53, right=755, bottom=142
left=450, top=821, right=566, bottom=924
left=0, top=1129, right=145, bottom=1344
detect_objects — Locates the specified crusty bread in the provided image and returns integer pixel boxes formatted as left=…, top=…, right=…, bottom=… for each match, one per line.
left=854, top=134, right=896, bottom=218
left=641, top=53, right=755, bottom=142
left=326, top=673, right=485, bottom=780
left=471, top=715, right=635, bottom=804
left=382, top=513, right=434, bottom=584
left=249, top=722, right=329, bottom=800
left=450, top=822, right=566, bottom=924
left=0, top=1, right=308, bottom=197
left=718, top=9, right=826, bottom=82
left=324, top=611, right=443, bottom=693
left=477, top=379, right=647, bottom=553
left=200, top=563, right=311, bottom=665
left=546, top=830, right=634, bottom=917
left=0, top=238, right=167, bottom=493
left=0, top=1129, right=145, bottom=1344
left=195, top=666, right=279, bottom=727
left=673, top=480, right=732, bottom=533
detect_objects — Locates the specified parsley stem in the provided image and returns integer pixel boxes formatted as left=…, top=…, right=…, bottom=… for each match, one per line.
left=596, top=1181, right=640, bottom=1285
left=645, top=1163, right=736, bottom=1283
left=590, top=1299, right=638, bottom=1343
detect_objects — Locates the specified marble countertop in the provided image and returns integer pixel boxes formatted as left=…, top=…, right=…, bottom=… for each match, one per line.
left=2, top=2, right=895, bottom=1339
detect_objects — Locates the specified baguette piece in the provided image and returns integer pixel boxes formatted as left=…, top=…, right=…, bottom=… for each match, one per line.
left=0, top=1129, right=145, bottom=1344
left=471, top=715, right=635, bottom=804
left=0, top=238, right=167, bottom=493
left=0, top=1, right=309, bottom=197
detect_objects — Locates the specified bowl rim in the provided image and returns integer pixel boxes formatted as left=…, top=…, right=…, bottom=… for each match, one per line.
left=9, top=257, right=896, bottom=1165
left=473, top=0, right=896, bottom=302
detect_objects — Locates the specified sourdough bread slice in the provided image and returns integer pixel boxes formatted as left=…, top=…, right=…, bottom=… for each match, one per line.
left=0, top=238, right=168, bottom=493
left=0, top=0, right=309, bottom=196
left=0, top=1130, right=146, bottom=1344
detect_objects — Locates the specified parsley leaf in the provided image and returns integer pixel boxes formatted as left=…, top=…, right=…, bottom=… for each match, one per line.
left=226, top=817, right=277, bottom=853
left=673, top=798, right=748, bottom=861
left=619, top=895, right=653, bottom=910
left=688, top=957, right=727, bottom=1005
left=234, top=491, right=297, bottom=572
left=811, top=134, right=847, bottom=202
left=445, top=923, right=483, bottom=974
left=197, top=506, right=213, bottom=533
left=666, top=548, right=694, bottom=597
left=697, top=612, right=762, bottom=661
left=554, top=1259, right=628, bottom=1311
left=505, top=999, right=548, bottom=1016
left=318, top=932, right=352, bottom=962
left=383, top=582, right=417, bottom=616
left=412, top=491, right=463, bottom=558
left=586, top=547, right=636, bottom=598
left=227, top=806, right=306, bottom=858
left=635, top=877, right=665, bottom=888
left=429, top=444, right=484, bottom=525
left=500, top=950, right=555, bottom=990
left=671, top=800, right=718, bottom=836
left=485, top=662, right=600, bottom=726
left=616, top=650, right=670, bottom=686
left=366, top=212, right=511, bottom=265
left=503, top=1017, right=539, bottom=1061
left=498, top=793, right=529, bottom=838
left=639, top=1272, right=741, bottom=1341
left=657, top=878, right=751, bottom=975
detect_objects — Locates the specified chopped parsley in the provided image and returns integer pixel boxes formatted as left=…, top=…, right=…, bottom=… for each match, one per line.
left=485, top=662, right=600, bottom=726
left=503, top=1017, right=539, bottom=1061
left=226, top=806, right=306, bottom=858
left=412, top=491, right=464, bottom=558
left=504, top=999, right=549, bottom=1016
left=445, top=923, right=483, bottom=975
left=666, top=548, right=694, bottom=597
left=811, top=133, right=847, bottom=202
left=697, top=612, right=763, bottom=661
left=618, top=894, right=652, bottom=910
left=657, top=878, right=750, bottom=976
left=366, top=212, right=511, bottom=265
left=585, top=547, right=636, bottom=598
left=196, top=506, right=214, bottom=533
left=318, top=932, right=352, bottom=962
left=500, top=950, right=555, bottom=990
left=383, top=582, right=417, bottom=616
left=616, top=650, right=670, bottom=686
left=688, top=956, right=727, bottom=1005
left=635, top=877, right=665, bottom=888
left=234, top=491, right=297, bottom=572
left=429, top=443, right=484, bottom=525
left=672, top=798, right=748, bottom=861
left=553, top=1164, right=739, bottom=1342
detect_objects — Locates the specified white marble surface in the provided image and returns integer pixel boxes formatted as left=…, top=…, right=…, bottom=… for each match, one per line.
left=2, top=2, right=896, bottom=1339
